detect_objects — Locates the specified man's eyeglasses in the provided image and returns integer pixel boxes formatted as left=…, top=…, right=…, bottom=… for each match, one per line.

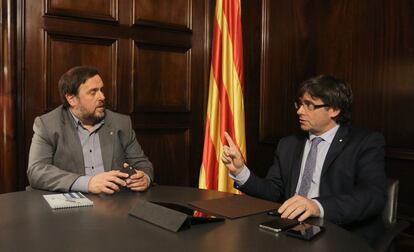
left=294, top=100, right=330, bottom=111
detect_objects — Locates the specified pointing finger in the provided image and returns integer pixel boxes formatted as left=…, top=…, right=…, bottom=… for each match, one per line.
left=224, top=132, right=237, bottom=148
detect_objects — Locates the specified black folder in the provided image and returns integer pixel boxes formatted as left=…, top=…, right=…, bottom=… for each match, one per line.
left=129, top=199, right=224, bottom=232
left=189, top=195, right=280, bottom=219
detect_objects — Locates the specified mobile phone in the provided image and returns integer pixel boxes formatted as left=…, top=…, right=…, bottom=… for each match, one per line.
left=121, top=165, right=136, bottom=178
left=267, top=210, right=280, bottom=216
left=259, top=217, right=299, bottom=233
left=284, top=223, right=324, bottom=240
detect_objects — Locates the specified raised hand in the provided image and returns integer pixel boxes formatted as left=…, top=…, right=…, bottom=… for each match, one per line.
left=221, top=132, right=245, bottom=176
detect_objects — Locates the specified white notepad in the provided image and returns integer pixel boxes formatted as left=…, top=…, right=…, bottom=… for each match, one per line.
left=43, top=192, right=93, bottom=209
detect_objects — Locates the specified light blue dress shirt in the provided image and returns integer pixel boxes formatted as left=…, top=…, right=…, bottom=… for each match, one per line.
left=69, top=110, right=105, bottom=193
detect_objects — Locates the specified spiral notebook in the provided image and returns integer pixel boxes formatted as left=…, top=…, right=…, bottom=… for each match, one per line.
left=43, top=192, right=93, bottom=209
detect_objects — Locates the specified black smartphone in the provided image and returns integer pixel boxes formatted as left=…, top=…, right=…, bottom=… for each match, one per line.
left=285, top=223, right=324, bottom=240
left=121, top=165, right=136, bottom=178
left=267, top=210, right=280, bottom=216
left=259, top=217, right=299, bottom=233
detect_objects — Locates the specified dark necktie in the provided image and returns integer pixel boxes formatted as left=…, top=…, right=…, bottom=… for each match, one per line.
left=298, top=137, right=323, bottom=197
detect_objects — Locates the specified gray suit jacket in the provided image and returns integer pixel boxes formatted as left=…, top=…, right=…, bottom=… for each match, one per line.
left=27, top=105, right=153, bottom=192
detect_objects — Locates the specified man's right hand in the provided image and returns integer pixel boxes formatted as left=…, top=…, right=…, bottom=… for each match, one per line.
left=221, top=132, right=245, bottom=176
left=88, top=170, right=129, bottom=194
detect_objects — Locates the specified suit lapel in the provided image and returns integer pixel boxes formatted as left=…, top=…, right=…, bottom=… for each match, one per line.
left=99, top=117, right=114, bottom=172
left=321, top=126, right=350, bottom=177
left=62, top=108, right=85, bottom=175
left=289, top=136, right=307, bottom=196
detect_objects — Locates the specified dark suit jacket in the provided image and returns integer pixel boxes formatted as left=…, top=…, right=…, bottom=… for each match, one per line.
left=27, top=105, right=153, bottom=192
left=238, top=126, right=387, bottom=244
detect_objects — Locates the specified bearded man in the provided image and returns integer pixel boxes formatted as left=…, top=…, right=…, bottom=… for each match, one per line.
left=27, top=66, right=153, bottom=194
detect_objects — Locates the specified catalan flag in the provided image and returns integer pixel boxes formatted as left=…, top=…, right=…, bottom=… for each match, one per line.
left=199, top=0, right=246, bottom=193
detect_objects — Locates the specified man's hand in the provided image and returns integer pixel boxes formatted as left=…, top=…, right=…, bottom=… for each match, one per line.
left=278, top=195, right=321, bottom=222
left=123, top=163, right=150, bottom=191
left=221, top=132, right=245, bottom=176
left=88, top=170, right=128, bottom=194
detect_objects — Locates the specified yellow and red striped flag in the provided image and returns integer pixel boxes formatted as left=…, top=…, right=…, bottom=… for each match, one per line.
left=199, top=0, right=246, bottom=193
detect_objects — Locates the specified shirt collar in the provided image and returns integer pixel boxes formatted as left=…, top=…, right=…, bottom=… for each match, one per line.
left=309, top=124, right=339, bottom=144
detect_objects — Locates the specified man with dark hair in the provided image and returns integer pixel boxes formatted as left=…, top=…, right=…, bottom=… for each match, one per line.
left=222, top=75, right=387, bottom=245
left=27, top=66, right=153, bottom=194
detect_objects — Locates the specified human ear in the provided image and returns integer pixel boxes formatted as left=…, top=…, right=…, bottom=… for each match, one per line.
left=65, top=94, right=78, bottom=107
left=328, top=108, right=340, bottom=119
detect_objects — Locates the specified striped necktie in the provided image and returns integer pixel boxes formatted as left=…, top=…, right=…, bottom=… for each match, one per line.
left=298, top=137, right=323, bottom=197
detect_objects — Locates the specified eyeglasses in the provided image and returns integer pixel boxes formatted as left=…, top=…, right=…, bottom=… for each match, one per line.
left=294, top=100, right=330, bottom=111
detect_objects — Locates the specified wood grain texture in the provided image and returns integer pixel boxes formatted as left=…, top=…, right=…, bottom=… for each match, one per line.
left=44, top=33, right=117, bottom=110
left=0, top=0, right=18, bottom=192
left=136, top=129, right=190, bottom=186
left=45, top=0, right=118, bottom=22
left=132, top=44, right=190, bottom=112
left=134, top=0, right=191, bottom=29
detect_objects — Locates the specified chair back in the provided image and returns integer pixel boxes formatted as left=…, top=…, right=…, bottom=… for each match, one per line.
left=382, top=179, right=399, bottom=228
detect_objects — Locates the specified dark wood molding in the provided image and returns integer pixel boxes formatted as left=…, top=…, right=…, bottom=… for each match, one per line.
left=133, top=20, right=192, bottom=33
left=131, top=42, right=191, bottom=113
left=257, top=1, right=302, bottom=143
left=132, top=0, right=191, bottom=30
left=136, top=128, right=191, bottom=186
left=132, top=112, right=190, bottom=130
left=0, top=0, right=18, bottom=193
left=44, top=0, right=119, bottom=23
left=259, top=0, right=269, bottom=142
left=386, top=148, right=414, bottom=161
left=202, top=0, right=212, bottom=122
left=43, top=15, right=193, bottom=49
left=42, top=32, right=118, bottom=111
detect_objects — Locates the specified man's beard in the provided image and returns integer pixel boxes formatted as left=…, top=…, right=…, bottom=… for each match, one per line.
left=86, top=108, right=105, bottom=125
left=76, top=105, right=105, bottom=125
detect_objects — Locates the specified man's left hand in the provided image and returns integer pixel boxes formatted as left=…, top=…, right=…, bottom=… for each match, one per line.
left=125, top=170, right=150, bottom=191
left=278, top=195, right=320, bottom=222
left=121, top=163, right=150, bottom=191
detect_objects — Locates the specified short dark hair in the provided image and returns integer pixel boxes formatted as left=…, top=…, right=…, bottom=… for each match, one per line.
left=58, top=66, right=100, bottom=108
left=297, top=74, right=353, bottom=125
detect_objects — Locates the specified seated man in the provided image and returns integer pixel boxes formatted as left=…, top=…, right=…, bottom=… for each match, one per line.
left=27, top=66, right=153, bottom=194
left=222, top=75, right=387, bottom=245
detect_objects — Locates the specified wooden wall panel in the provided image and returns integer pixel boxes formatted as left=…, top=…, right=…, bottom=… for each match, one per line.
left=0, top=0, right=18, bottom=192
left=45, top=0, right=118, bottom=22
left=134, top=0, right=190, bottom=29
left=45, top=33, right=118, bottom=110
left=5, top=0, right=209, bottom=193
left=137, top=129, right=190, bottom=186
left=259, top=0, right=414, bottom=151
left=240, top=0, right=276, bottom=179
left=133, top=45, right=190, bottom=112
left=259, top=0, right=305, bottom=142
